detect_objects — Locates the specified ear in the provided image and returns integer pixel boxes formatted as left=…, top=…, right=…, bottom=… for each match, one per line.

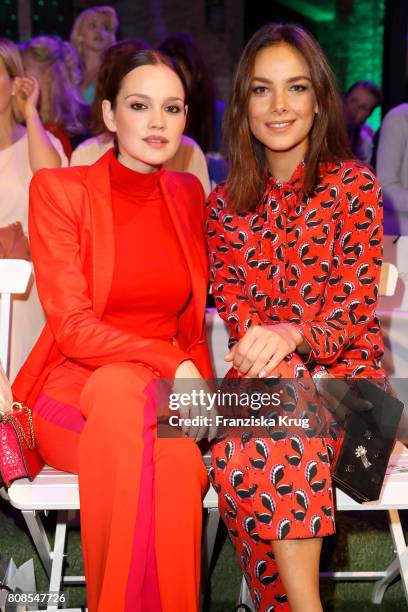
left=102, top=99, right=117, bottom=133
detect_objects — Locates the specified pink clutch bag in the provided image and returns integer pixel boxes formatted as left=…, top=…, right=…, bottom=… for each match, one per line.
left=0, top=402, right=44, bottom=489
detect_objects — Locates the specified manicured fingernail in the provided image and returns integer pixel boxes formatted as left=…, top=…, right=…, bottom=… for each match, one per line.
left=258, top=371, right=266, bottom=378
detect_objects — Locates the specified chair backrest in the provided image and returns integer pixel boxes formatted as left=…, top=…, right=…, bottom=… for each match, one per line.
left=0, top=259, right=32, bottom=377
left=379, top=262, right=398, bottom=297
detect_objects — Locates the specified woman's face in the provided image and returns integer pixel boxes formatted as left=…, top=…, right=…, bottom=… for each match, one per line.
left=0, top=58, right=13, bottom=115
left=102, top=63, right=187, bottom=173
left=248, top=43, right=318, bottom=167
left=80, top=12, right=115, bottom=54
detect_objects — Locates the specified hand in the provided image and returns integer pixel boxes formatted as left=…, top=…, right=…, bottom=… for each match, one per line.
left=174, top=360, right=218, bottom=442
left=314, top=371, right=373, bottom=422
left=13, top=76, right=40, bottom=121
left=225, top=323, right=305, bottom=378
left=0, top=364, right=13, bottom=416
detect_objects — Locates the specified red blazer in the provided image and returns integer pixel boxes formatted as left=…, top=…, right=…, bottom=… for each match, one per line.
left=13, top=151, right=213, bottom=407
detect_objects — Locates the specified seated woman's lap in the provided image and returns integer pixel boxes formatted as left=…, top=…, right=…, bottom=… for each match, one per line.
left=33, top=360, right=206, bottom=480
left=211, top=352, right=336, bottom=540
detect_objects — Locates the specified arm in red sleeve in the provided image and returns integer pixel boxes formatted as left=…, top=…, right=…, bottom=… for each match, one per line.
left=206, top=186, right=262, bottom=347
left=29, top=169, right=190, bottom=378
left=296, top=166, right=383, bottom=365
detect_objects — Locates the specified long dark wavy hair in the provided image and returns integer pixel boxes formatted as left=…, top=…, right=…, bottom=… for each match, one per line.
left=224, top=23, right=352, bottom=212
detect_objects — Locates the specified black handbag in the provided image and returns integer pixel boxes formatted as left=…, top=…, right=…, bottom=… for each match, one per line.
left=332, top=379, right=404, bottom=503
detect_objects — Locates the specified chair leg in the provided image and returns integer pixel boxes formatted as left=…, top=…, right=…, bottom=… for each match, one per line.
left=22, top=510, right=53, bottom=578
left=21, top=510, right=70, bottom=611
left=46, top=512, right=68, bottom=611
left=237, top=575, right=254, bottom=610
left=371, top=557, right=400, bottom=604
left=386, top=509, right=408, bottom=603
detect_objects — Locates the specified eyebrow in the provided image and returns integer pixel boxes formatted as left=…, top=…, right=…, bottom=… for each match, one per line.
left=252, top=75, right=312, bottom=84
left=124, top=93, right=184, bottom=102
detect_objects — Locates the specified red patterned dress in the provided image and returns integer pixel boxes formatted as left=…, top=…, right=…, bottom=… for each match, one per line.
left=206, top=160, right=387, bottom=610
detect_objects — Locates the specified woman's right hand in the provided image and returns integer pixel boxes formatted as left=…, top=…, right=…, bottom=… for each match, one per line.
left=174, top=360, right=217, bottom=442
left=0, top=365, right=13, bottom=415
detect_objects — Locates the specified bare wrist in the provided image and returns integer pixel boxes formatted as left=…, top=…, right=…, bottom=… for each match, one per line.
left=24, top=106, right=40, bottom=123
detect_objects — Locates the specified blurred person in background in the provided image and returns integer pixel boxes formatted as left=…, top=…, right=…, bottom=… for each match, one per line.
left=343, top=80, right=382, bottom=164
left=0, top=38, right=67, bottom=382
left=71, top=40, right=211, bottom=196
left=376, top=102, right=408, bottom=235
left=20, top=36, right=89, bottom=158
left=159, top=33, right=225, bottom=155
left=70, top=5, right=118, bottom=104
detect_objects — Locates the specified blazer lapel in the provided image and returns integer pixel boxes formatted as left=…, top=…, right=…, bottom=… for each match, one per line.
left=160, top=173, right=207, bottom=343
left=85, top=152, right=115, bottom=318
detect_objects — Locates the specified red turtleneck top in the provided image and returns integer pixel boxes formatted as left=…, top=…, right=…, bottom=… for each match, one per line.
left=102, top=152, right=192, bottom=345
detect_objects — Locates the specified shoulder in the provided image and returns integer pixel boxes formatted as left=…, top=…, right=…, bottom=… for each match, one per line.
left=32, top=164, right=89, bottom=188
left=163, top=168, right=204, bottom=196
left=320, top=160, right=379, bottom=191
left=30, top=164, right=92, bottom=212
left=43, top=130, right=69, bottom=166
left=317, top=161, right=381, bottom=223
left=71, top=134, right=113, bottom=166
left=206, top=181, right=230, bottom=216
left=179, top=134, right=201, bottom=152
left=383, top=103, right=408, bottom=124
left=179, top=134, right=207, bottom=167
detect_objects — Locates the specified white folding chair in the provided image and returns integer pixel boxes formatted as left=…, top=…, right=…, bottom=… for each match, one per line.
left=379, top=262, right=398, bottom=297
left=0, top=259, right=32, bottom=376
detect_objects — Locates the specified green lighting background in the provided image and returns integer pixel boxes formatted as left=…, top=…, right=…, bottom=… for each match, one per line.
left=275, top=0, right=385, bottom=131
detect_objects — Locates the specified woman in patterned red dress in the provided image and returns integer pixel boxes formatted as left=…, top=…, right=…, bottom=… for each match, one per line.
left=206, top=23, right=386, bottom=611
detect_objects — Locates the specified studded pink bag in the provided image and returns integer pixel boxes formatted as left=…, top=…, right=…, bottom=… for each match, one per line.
left=0, top=403, right=44, bottom=489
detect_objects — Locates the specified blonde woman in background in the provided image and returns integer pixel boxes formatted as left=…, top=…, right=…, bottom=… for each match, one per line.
left=70, top=5, right=118, bottom=104
left=71, top=40, right=211, bottom=196
left=0, top=39, right=67, bottom=382
left=20, top=36, right=89, bottom=158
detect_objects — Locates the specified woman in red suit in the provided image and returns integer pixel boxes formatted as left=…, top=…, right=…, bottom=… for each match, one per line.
left=206, top=24, right=387, bottom=611
left=13, top=48, right=213, bottom=612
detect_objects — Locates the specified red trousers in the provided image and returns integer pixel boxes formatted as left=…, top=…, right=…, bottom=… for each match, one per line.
left=33, top=361, right=208, bottom=612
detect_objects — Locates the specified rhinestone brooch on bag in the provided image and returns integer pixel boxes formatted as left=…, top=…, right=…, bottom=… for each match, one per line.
left=355, top=445, right=372, bottom=469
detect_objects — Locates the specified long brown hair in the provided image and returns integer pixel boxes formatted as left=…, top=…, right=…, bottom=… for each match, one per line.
left=224, top=23, right=351, bottom=212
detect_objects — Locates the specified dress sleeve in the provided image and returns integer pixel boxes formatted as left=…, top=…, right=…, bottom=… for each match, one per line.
left=296, top=167, right=383, bottom=365
left=206, top=187, right=262, bottom=347
left=29, top=169, right=190, bottom=378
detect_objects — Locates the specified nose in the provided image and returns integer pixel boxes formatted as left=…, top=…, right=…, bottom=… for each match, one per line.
left=148, top=108, right=165, bottom=130
left=271, top=89, right=288, bottom=114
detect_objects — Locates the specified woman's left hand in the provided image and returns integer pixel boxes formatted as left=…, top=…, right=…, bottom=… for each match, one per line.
left=224, top=323, right=305, bottom=378
left=14, top=76, right=40, bottom=120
